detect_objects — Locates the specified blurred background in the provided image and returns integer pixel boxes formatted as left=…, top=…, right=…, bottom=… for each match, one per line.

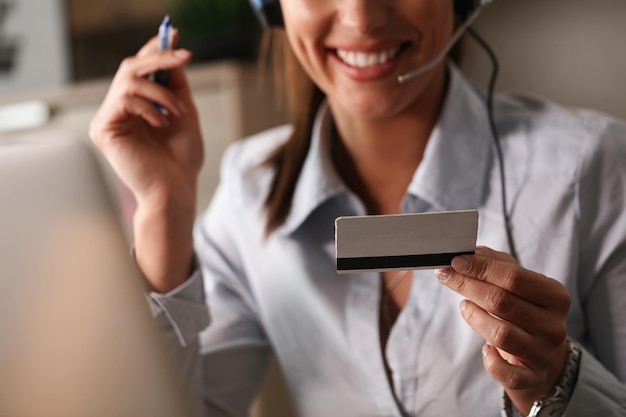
left=463, top=0, right=626, bottom=122
left=0, top=0, right=261, bottom=88
left=0, top=0, right=281, bottom=216
left=69, top=0, right=260, bottom=81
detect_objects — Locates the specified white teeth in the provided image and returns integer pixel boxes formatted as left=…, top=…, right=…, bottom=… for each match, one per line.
left=336, top=46, right=401, bottom=68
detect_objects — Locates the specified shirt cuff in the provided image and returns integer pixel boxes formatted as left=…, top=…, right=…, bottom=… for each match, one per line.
left=147, top=267, right=211, bottom=347
left=564, top=345, right=626, bottom=416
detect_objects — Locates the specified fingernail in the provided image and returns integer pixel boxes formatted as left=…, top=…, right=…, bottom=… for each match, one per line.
left=174, top=49, right=192, bottom=59
left=482, top=344, right=492, bottom=358
left=435, top=268, right=450, bottom=282
left=451, top=256, right=471, bottom=272
left=459, top=299, right=468, bottom=312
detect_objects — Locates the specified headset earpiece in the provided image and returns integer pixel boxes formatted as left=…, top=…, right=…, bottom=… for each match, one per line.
left=249, top=0, right=284, bottom=28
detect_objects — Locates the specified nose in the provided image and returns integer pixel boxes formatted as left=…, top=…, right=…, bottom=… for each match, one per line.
left=337, top=0, right=389, bottom=34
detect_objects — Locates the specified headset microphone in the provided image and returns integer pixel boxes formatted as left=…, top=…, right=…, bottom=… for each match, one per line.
left=397, top=0, right=492, bottom=84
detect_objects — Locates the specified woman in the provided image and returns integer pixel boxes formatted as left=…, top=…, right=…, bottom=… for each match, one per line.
left=89, top=0, right=626, bottom=416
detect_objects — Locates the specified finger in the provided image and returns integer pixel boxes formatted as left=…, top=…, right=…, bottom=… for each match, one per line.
left=137, top=28, right=180, bottom=57
left=433, top=246, right=514, bottom=292
left=152, top=30, right=192, bottom=98
left=166, top=65, right=195, bottom=104
left=438, top=269, right=568, bottom=342
left=447, top=254, right=570, bottom=310
left=136, top=35, right=159, bottom=57
left=125, top=77, right=189, bottom=118
left=482, top=344, right=544, bottom=391
left=121, top=95, right=171, bottom=128
left=117, top=49, right=193, bottom=80
left=474, top=246, right=516, bottom=263
left=460, top=300, right=559, bottom=363
left=92, top=91, right=170, bottom=138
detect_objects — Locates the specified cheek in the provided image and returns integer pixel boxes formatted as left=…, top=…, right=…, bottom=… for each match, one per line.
left=284, top=28, right=332, bottom=92
left=281, top=0, right=332, bottom=46
left=402, top=2, right=455, bottom=56
left=281, top=1, right=335, bottom=80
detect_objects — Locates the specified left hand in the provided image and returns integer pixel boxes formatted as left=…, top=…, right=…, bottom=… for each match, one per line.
left=435, top=246, right=571, bottom=415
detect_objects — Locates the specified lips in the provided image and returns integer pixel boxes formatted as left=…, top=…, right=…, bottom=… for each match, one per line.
left=336, top=45, right=402, bottom=68
left=330, top=43, right=408, bottom=82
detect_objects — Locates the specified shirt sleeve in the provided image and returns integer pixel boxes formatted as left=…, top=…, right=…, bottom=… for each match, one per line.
left=199, top=145, right=279, bottom=415
left=147, top=142, right=274, bottom=417
left=567, top=118, right=626, bottom=415
left=147, top=267, right=214, bottom=417
left=564, top=346, right=626, bottom=416
left=148, top=266, right=210, bottom=348
left=145, top=219, right=273, bottom=417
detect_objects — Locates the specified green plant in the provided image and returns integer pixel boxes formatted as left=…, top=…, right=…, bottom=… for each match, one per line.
left=169, top=0, right=261, bottom=61
left=171, top=0, right=259, bottom=38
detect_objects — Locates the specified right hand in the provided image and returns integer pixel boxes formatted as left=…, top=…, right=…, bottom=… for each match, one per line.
left=90, top=33, right=203, bottom=292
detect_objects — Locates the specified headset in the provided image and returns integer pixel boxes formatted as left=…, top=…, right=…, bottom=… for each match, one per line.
left=248, top=0, right=519, bottom=260
left=249, top=0, right=493, bottom=29
left=249, top=0, right=284, bottom=28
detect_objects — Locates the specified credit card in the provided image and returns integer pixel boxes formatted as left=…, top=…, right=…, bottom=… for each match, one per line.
left=335, top=210, right=478, bottom=273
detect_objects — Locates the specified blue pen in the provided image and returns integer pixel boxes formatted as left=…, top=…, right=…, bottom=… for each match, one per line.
left=150, top=16, right=173, bottom=114
left=152, top=15, right=173, bottom=87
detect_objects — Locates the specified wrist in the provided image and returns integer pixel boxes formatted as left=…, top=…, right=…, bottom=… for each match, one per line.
left=502, top=339, right=582, bottom=417
left=135, top=178, right=197, bottom=219
left=133, top=188, right=197, bottom=294
left=505, top=339, right=569, bottom=414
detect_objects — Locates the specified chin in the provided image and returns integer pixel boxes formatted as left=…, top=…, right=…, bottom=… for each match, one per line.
left=338, top=89, right=418, bottom=121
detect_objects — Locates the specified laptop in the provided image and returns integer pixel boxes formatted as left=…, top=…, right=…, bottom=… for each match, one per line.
left=0, top=138, right=191, bottom=417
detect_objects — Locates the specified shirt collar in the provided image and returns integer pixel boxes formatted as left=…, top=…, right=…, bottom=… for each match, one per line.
left=407, top=64, right=492, bottom=211
left=277, top=64, right=492, bottom=235
left=276, top=102, right=348, bottom=236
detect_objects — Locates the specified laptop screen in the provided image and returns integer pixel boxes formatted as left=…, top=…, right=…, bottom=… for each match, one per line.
left=0, top=139, right=190, bottom=417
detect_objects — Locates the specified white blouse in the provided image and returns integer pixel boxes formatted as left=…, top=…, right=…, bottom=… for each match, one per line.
left=150, top=65, right=626, bottom=417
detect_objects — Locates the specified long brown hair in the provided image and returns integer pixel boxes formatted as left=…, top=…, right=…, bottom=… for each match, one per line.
left=262, top=30, right=325, bottom=235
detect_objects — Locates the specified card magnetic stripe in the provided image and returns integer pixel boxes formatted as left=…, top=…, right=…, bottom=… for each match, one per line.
left=336, top=251, right=475, bottom=272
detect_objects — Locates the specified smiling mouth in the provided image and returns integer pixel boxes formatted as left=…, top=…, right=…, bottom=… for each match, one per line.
left=335, top=44, right=406, bottom=68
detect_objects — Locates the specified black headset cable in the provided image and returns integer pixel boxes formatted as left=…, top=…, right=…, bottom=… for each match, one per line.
left=467, top=27, right=519, bottom=261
